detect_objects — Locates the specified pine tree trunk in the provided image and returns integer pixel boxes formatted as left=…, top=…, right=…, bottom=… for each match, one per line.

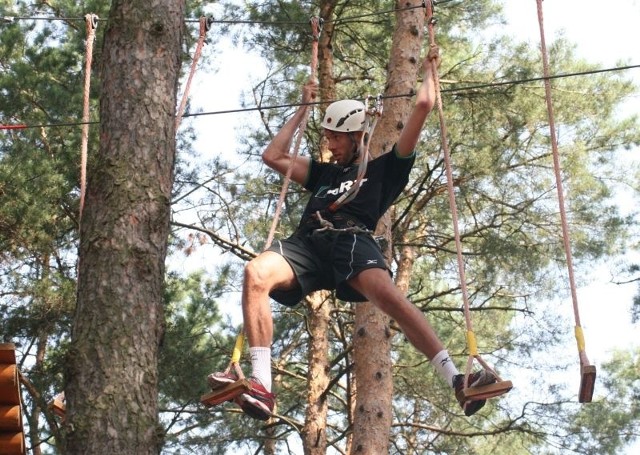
left=350, top=3, right=425, bottom=453
left=317, top=0, right=338, bottom=164
left=351, top=296, right=394, bottom=454
left=303, top=291, right=332, bottom=455
left=395, top=236, right=415, bottom=294
left=65, top=1, right=185, bottom=453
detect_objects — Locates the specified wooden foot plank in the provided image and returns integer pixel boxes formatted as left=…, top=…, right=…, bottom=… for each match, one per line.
left=579, top=365, right=596, bottom=403
left=462, top=380, right=513, bottom=401
left=201, top=379, right=251, bottom=408
left=50, top=396, right=66, bottom=418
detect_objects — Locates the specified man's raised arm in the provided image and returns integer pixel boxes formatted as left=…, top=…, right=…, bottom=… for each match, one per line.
left=262, top=81, right=318, bottom=185
left=396, top=45, right=440, bottom=157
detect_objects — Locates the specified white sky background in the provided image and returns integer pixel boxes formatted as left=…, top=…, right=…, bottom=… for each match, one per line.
left=173, top=0, right=640, bottom=451
left=496, top=0, right=640, bottom=379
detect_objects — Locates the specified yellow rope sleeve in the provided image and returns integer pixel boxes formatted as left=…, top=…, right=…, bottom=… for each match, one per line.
left=231, top=332, right=244, bottom=364
left=575, top=326, right=586, bottom=352
left=466, top=331, right=478, bottom=356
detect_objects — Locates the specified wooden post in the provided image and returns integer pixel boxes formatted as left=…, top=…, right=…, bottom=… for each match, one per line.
left=0, top=344, right=25, bottom=455
left=0, top=406, right=22, bottom=432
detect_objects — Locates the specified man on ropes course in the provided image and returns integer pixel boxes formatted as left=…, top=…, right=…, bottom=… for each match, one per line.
left=208, top=45, right=498, bottom=420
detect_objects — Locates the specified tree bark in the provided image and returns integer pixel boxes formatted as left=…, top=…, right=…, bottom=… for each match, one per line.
left=303, top=291, right=332, bottom=455
left=317, top=0, right=338, bottom=163
left=350, top=2, right=425, bottom=453
left=66, top=1, right=185, bottom=453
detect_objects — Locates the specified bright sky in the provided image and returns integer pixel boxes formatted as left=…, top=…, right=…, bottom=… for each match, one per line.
left=178, top=1, right=640, bottom=451
left=498, top=0, right=639, bottom=357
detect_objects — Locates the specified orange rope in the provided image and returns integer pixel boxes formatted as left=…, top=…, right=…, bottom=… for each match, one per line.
left=264, top=17, right=322, bottom=249
left=226, top=18, right=323, bottom=375
left=175, top=17, right=209, bottom=131
left=425, top=2, right=500, bottom=381
left=79, top=14, right=98, bottom=223
left=535, top=0, right=591, bottom=368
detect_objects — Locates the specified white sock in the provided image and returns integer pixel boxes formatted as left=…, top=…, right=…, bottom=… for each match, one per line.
left=431, top=350, right=460, bottom=387
left=249, top=347, right=272, bottom=391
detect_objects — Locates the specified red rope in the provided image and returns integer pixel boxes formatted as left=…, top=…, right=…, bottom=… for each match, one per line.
left=425, top=2, right=503, bottom=382
left=264, top=17, right=322, bottom=249
left=79, top=14, right=98, bottom=224
left=535, top=0, right=591, bottom=367
left=425, top=4, right=473, bottom=332
left=175, top=17, right=209, bottom=130
left=0, top=125, right=27, bottom=130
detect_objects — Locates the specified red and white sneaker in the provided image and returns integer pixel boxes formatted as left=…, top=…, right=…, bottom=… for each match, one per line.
left=234, top=377, right=276, bottom=421
left=207, top=371, right=238, bottom=390
left=453, top=370, right=497, bottom=416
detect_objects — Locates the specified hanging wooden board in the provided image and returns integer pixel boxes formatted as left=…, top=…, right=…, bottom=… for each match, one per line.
left=201, top=379, right=251, bottom=408
left=579, top=364, right=596, bottom=403
left=461, top=380, right=513, bottom=401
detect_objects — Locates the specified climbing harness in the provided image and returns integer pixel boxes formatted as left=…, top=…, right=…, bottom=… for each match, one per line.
left=425, top=0, right=513, bottom=403
left=312, top=210, right=373, bottom=235
left=535, top=0, right=595, bottom=403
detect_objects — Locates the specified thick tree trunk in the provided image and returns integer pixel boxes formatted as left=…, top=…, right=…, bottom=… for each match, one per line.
left=66, top=1, right=185, bottom=454
left=351, top=295, right=394, bottom=454
left=350, top=2, right=425, bottom=453
left=303, top=291, right=332, bottom=455
left=317, top=0, right=338, bottom=164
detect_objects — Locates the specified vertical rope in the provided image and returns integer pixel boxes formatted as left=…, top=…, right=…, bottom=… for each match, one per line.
left=264, top=17, right=322, bottom=249
left=79, top=14, right=98, bottom=224
left=535, top=0, right=591, bottom=366
left=424, top=4, right=474, bottom=336
left=175, top=17, right=209, bottom=131
left=227, top=18, right=322, bottom=376
left=425, top=2, right=504, bottom=381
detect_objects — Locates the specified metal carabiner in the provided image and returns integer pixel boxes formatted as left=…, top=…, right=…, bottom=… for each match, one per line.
left=364, top=94, right=383, bottom=117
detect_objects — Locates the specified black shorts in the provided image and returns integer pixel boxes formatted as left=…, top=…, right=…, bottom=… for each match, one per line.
left=266, top=230, right=390, bottom=307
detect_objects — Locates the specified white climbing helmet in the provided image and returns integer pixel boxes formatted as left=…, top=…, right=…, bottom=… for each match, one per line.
left=321, top=99, right=366, bottom=133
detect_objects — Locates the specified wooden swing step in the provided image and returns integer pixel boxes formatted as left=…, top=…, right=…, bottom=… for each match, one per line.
left=578, top=364, right=596, bottom=403
left=200, top=379, right=251, bottom=408
left=49, top=396, right=66, bottom=418
left=462, top=379, right=513, bottom=401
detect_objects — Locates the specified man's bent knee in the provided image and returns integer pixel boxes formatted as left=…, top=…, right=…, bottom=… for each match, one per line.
left=244, top=252, right=297, bottom=294
left=244, top=258, right=271, bottom=293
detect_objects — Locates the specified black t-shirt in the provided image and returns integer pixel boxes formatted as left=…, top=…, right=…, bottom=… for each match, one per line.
left=299, top=145, right=416, bottom=231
